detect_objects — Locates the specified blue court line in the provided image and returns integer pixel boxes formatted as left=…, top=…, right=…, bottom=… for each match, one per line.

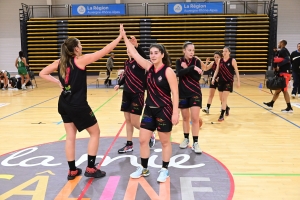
left=234, top=91, right=300, bottom=129
left=0, top=96, right=58, bottom=121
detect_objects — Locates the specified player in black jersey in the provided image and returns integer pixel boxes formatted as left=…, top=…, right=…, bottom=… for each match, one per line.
left=121, top=26, right=179, bottom=183
left=114, top=36, right=156, bottom=153
left=202, top=51, right=222, bottom=114
left=176, top=41, right=205, bottom=154
left=39, top=25, right=123, bottom=180
left=212, top=47, right=240, bottom=121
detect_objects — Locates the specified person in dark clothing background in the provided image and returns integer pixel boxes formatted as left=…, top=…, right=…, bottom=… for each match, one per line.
left=290, top=43, right=300, bottom=98
left=263, top=40, right=293, bottom=112
left=105, top=52, right=114, bottom=86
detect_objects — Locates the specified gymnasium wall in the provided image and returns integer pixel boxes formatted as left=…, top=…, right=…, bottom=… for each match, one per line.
left=0, top=0, right=298, bottom=72
left=276, top=0, right=300, bottom=52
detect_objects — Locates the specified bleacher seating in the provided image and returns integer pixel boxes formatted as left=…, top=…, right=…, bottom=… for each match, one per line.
left=26, top=14, right=269, bottom=74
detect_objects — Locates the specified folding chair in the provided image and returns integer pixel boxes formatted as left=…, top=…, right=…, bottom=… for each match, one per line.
left=264, top=70, right=275, bottom=87
left=109, top=72, right=119, bottom=86
left=96, top=71, right=108, bottom=88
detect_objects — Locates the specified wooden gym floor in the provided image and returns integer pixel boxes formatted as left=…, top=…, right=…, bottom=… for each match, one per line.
left=0, top=74, right=299, bottom=200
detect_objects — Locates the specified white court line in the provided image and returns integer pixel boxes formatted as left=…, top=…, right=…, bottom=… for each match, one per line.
left=291, top=103, right=300, bottom=109
left=0, top=103, right=10, bottom=108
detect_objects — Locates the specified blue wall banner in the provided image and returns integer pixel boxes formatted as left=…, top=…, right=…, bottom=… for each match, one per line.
left=168, top=2, right=223, bottom=15
left=71, top=4, right=126, bottom=16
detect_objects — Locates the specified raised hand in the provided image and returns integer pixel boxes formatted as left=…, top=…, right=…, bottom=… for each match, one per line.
left=129, top=36, right=138, bottom=47
left=205, top=57, right=210, bottom=63
left=119, top=24, right=126, bottom=38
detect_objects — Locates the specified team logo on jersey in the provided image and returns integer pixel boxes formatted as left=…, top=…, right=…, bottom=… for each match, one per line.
left=132, top=65, right=135, bottom=69
left=158, top=76, right=162, bottom=82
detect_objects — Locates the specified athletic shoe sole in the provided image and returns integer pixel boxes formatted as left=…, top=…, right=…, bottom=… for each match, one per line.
left=118, top=149, right=133, bottom=153
left=130, top=172, right=150, bottom=179
left=281, top=110, right=293, bottom=113
left=192, top=147, right=202, bottom=154
left=157, top=176, right=169, bottom=183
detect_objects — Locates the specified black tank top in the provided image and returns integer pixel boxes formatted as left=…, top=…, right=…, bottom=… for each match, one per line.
left=218, top=58, right=234, bottom=82
left=145, top=65, right=172, bottom=107
left=178, top=57, right=201, bottom=98
left=58, top=57, right=87, bottom=105
left=123, top=59, right=146, bottom=93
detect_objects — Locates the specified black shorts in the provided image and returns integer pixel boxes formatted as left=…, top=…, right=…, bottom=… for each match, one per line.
left=140, top=105, right=173, bottom=132
left=179, top=94, right=202, bottom=109
left=58, top=96, right=97, bottom=132
left=218, top=81, right=233, bottom=92
left=121, top=91, right=144, bottom=115
left=209, top=78, right=218, bottom=89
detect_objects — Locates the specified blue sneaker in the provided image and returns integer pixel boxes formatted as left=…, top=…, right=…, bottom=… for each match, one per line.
left=130, top=165, right=150, bottom=179
left=157, top=168, right=169, bottom=183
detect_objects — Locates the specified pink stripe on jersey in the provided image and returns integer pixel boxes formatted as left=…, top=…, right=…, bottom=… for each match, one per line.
left=127, top=66, right=144, bottom=85
left=163, top=109, right=172, bottom=122
left=152, top=77, right=172, bottom=104
left=126, top=70, right=144, bottom=93
left=182, top=79, right=201, bottom=96
left=220, top=65, right=233, bottom=82
left=124, top=79, right=136, bottom=93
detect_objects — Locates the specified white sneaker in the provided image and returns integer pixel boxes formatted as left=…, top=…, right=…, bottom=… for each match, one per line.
left=22, top=84, right=26, bottom=90
left=130, top=165, right=150, bottom=179
left=291, top=94, right=296, bottom=98
left=192, top=142, right=203, bottom=154
left=157, top=168, right=169, bottom=183
left=298, top=94, right=300, bottom=98
left=202, top=107, right=209, bottom=114
left=179, top=138, right=189, bottom=149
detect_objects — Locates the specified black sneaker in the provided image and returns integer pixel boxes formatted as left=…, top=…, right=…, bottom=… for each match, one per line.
left=218, top=115, right=224, bottom=122
left=281, top=108, right=293, bottom=113
left=84, top=166, right=106, bottom=178
left=118, top=144, right=133, bottom=153
left=225, top=107, right=230, bottom=116
left=67, top=167, right=82, bottom=180
left=263, top=102, right=273, bottom=110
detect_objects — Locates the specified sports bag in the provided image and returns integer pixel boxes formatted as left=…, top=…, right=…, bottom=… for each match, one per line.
left=266, top=76, right=286, bottom=90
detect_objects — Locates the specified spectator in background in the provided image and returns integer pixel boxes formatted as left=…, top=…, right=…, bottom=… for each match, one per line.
left=15, top=51, right=30, bottom=90
left=0, top=70, right=10, bottom=90
left=263, top=40, right=293, bottom=112
left=290, top=43, right=300, bottom=98
left=105, top=52, right=114, bottom=86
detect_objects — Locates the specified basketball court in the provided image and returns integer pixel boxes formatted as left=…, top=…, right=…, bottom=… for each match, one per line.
left=0, top=74, right=299, bottom=199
